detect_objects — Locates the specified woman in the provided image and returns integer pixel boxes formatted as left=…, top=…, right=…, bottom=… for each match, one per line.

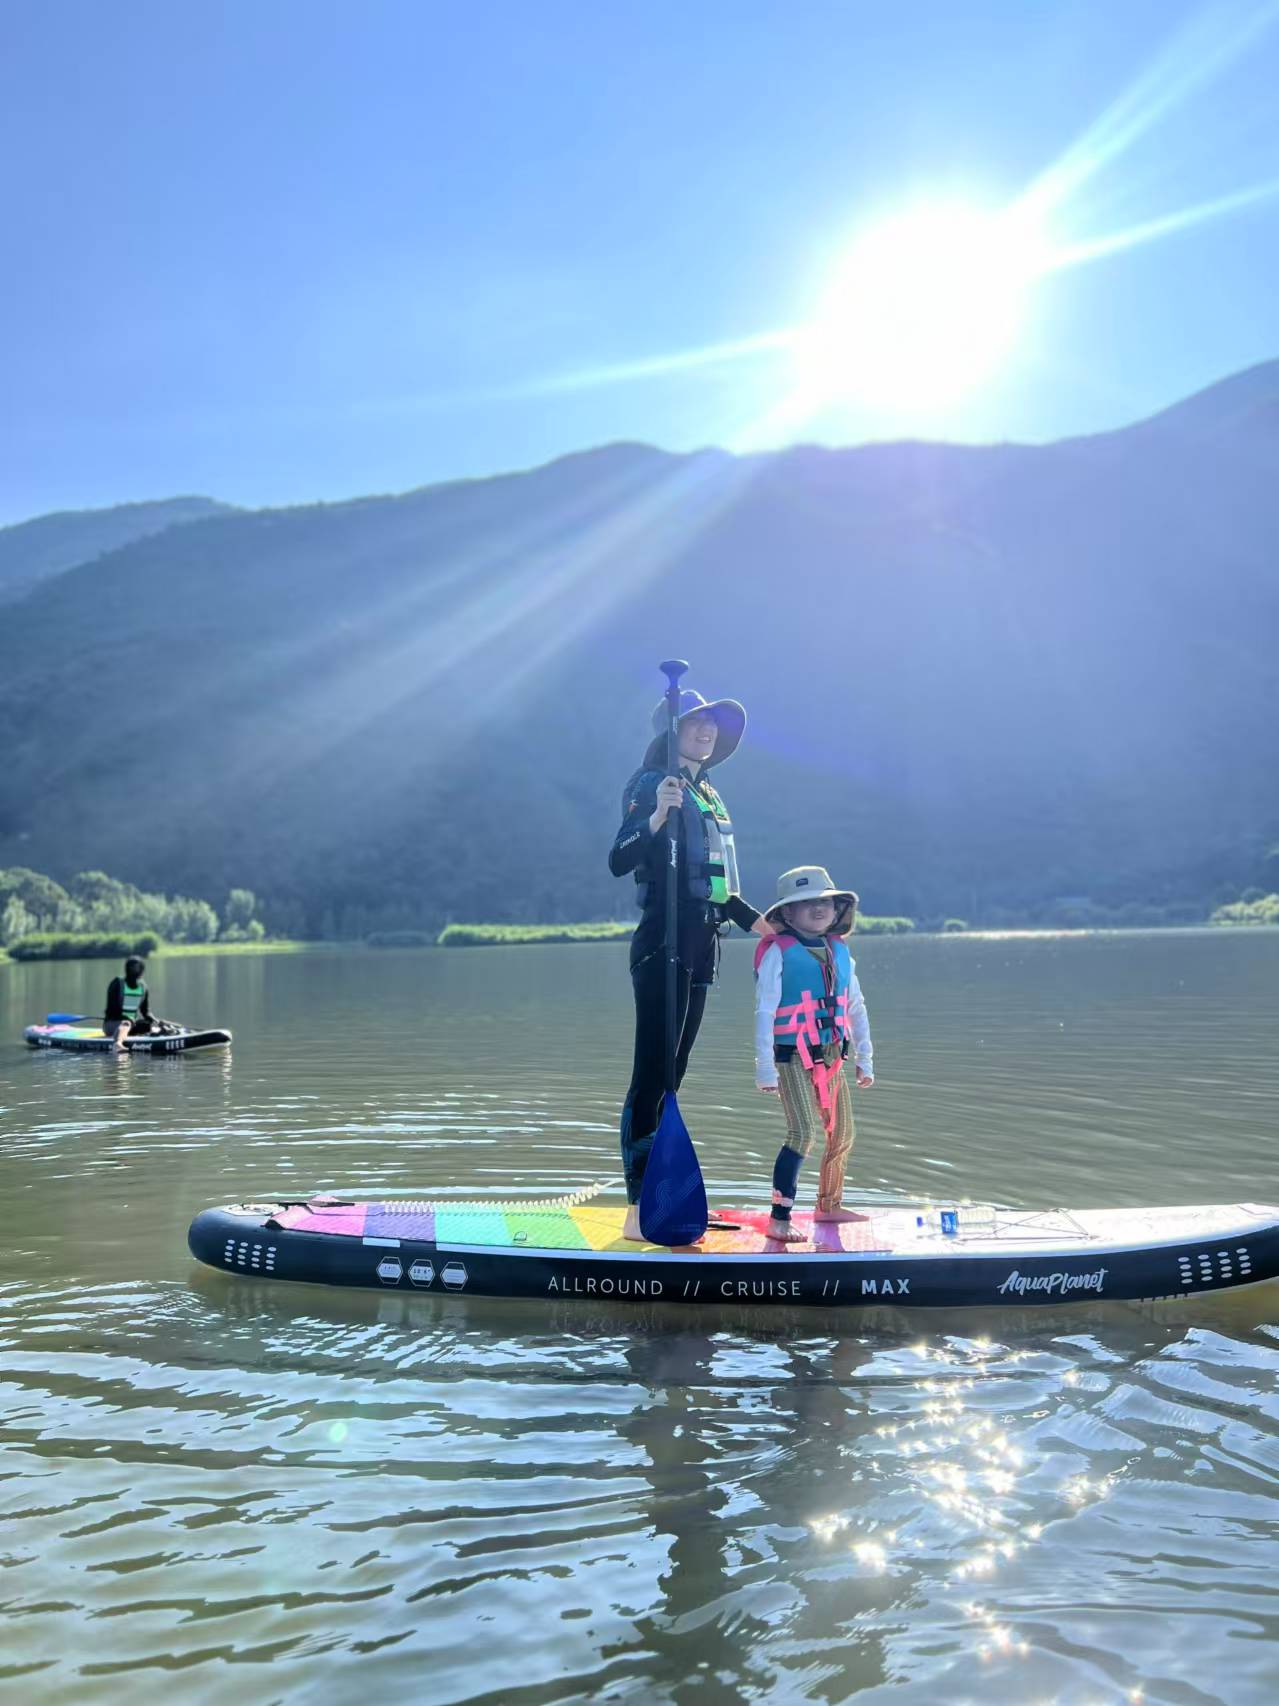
left=609, top=688, right=772, bottom=1239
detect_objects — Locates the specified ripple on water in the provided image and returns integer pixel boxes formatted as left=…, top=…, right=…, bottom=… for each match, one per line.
left=1, top=1280, right=1278, bottom=1703
left=3, top=933, right=1279, bottom=1701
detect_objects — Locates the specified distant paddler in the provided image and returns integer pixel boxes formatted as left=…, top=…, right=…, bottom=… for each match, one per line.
left=103, top=954, right=152, bottom=1052
left=609, top=674, right=773, bottom=1241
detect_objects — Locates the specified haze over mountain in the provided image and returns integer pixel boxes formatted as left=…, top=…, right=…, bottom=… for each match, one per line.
left=0, top=497, right=234, bottom=604
left=2, top=363, right=1276, bottom=935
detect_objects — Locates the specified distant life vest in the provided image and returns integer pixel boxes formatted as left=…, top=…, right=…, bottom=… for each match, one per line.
left=755, top=933, right=851, bottom=1064
left=121, top=979, right=147, bottom=1020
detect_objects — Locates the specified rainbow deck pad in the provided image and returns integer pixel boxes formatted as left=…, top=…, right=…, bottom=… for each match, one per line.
left=25, top=1022, right=231, bottom=1054
left=188, top=1195, right=1279, bottom=1309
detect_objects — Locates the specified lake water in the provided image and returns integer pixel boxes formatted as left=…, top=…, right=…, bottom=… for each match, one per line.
left=3, top=930, right=1279, bottom=1704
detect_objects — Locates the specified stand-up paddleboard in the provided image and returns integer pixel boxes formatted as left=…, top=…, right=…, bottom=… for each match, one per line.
left=26, top=1022, right=232, bottom=1054
left=187, top=1196, right=1279, bottom=1308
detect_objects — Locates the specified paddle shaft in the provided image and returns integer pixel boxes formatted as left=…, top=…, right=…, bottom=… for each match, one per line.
left=659, top=659, right=688, bottom=1096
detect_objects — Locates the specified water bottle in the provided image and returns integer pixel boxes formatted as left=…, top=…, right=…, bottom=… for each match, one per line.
left=960, top=1202, right=998, bottom=1238
left=939, top=1207, right=959, bottom=1237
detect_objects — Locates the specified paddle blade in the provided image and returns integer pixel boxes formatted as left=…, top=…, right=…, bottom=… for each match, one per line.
left=638, top=1091, right=709, bottom=1246
left=46, top=1013, right=87, bottom=1025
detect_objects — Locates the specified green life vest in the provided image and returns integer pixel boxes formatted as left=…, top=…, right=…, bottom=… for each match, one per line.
left=624, top=766, right=742, bottom=912
left=121, top=979, right=147, bottom=1020
left=684, top=781, right=740, bottom=905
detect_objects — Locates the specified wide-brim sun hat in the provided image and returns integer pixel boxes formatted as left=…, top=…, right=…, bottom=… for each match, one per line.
left=642, top=688, right=746, bottom=770
left=764, top=866, right=859, bottom=931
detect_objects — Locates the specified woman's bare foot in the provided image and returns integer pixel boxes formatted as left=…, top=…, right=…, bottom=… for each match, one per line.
left=814, top=1205, right=866, bottom=1223
left=764, top=1216, right=806, bottom=1243
left=622, top=1206, right=707, bottom=1246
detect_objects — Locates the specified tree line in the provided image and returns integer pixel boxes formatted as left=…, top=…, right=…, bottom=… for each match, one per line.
left=0, top=867, right=265, bottom=949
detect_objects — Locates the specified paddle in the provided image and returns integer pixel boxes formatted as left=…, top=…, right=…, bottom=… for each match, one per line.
left=638, top=658, right=710, bottom=1247
left=46, top=1013, right=88, bottom=1025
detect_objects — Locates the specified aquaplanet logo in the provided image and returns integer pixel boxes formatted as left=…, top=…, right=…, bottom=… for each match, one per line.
left=997, top=1267, right=1108, bottom=1297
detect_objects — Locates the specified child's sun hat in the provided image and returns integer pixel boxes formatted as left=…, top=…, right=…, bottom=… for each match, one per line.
left=764, top=866, right=859, bottom=933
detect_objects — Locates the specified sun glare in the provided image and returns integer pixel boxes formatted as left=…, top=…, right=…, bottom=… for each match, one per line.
left=794, top=203, right=1049, bottom=414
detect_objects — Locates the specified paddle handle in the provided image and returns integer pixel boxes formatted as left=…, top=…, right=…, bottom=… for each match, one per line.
left=659, top=659, right=688, bottom=1094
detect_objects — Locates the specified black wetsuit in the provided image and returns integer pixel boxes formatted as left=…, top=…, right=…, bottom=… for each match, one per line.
left=103, top=977, right=152, bottom=1035
left=609, top=764, right=760, bottom=1202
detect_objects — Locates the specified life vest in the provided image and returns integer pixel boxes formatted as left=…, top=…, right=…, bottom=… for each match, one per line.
left=121, top=979, right=147, bottom=1020
left=683, top=779, right=740, bottom=904
left=628, top=769, right=741, bottom=909
left=754, top=932, right=851, bottom=1064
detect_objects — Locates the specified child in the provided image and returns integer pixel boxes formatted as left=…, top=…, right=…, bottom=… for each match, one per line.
left=753, top=867, right=874, bottom=1241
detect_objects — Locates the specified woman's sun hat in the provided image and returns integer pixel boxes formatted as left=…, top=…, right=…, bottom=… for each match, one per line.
left=642, top=688, right=746, bottom=770
left=764, top=866, right=859, bottom=932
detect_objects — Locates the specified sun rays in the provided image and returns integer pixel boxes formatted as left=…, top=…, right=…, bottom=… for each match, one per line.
left=485, top=0, right=1279, bottom=445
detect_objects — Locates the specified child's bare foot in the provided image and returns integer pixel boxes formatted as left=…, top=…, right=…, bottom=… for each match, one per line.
left=764, top=1216, right=806, bottom=1243
left=814, top=1205, right=866, bottom=1223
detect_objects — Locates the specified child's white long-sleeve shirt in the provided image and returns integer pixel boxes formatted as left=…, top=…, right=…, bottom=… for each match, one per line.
left=754, top=948, right=874, bottom=1089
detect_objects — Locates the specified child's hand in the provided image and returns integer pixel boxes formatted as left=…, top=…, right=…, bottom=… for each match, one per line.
left=856, top=1068, right=874, bottom=1088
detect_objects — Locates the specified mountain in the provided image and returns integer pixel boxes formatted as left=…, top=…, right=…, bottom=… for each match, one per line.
left=1129, top=359, right=1279, bottom=442
left=1, top=367, right=1276, bottom=933
left=0, top=497, right=234, bottom=604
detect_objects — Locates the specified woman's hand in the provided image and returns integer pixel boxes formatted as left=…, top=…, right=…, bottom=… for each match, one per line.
left=648, top=774, right=684, bottom=833
left=856, top=1068, right=874, bottom=1088
left=750, top=914, right=776, bottom=938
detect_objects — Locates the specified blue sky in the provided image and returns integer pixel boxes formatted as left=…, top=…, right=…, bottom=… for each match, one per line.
left=3, top=0, right=1278, bottom=523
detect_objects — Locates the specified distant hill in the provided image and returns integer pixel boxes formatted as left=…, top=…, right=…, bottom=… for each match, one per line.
left=1130, top=358, right=1279, bottom=442
left=0, top=497, right=234, bottom=603
left=1, top=366, right=1276, bottom=934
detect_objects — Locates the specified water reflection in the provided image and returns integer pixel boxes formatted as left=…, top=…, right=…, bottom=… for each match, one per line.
left=131, top=1278, right=1276, bottom=1700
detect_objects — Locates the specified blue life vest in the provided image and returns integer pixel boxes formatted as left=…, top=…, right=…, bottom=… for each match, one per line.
left=760, top=933, right=852, bottom=1056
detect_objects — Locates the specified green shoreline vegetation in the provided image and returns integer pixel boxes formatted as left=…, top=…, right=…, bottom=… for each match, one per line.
left=0, top=936, right=346, bottom=966
left=438, top=922, right=636, bottom=947
left=1210, top=893, right=1279, bottom=927
left=5, top=917, right=1279, bottom=966
left=2, top=859, right=1277, bottom=964
left=148, top=938, right=330, bottom=957
left=439, top=915, right=931, bottom=946
left=7, top=932, right=162, bottom=962
left=1, top=867, right=268, bottom=962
